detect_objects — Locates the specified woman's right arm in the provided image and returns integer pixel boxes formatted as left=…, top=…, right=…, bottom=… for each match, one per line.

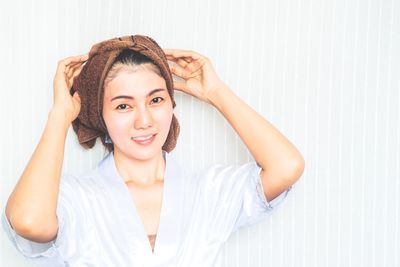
left=4, top=54, right=88, bottom=243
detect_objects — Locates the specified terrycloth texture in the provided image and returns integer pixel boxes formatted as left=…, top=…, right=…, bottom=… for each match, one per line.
left=70, top=35, right=180, bottom=152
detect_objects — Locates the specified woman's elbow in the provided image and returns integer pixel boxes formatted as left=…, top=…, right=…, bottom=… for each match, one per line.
left=287, top=156, right=305, bottom=183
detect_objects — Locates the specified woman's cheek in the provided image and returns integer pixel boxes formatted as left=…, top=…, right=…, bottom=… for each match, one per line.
left=156, top=108, right=173, bottom=131
left=108, top=115, right=132, bottom=138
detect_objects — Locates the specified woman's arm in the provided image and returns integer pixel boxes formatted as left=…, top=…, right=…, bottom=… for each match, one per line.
left=206, top=85, right=304, bottom=201
left=5, top=54, right=87, bottom=242
left=5, top=110, right=70, bottom=242
left=163, top=49, right=304, bottom=202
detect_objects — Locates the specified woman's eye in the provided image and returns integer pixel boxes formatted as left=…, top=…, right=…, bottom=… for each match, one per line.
left=151, top=97, right=164, bottom=104
left=116, top=104, right=129, bottom=110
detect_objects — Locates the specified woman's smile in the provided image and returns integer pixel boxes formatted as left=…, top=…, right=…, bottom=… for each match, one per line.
left=131, top=133, right=157, bottom=145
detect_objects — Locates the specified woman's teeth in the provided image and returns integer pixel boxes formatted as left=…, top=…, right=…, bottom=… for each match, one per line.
left=132, top=134, right=154, bottom=141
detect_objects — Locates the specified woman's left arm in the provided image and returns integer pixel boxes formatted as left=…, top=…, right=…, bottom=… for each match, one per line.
left=164, top=49, right=304, bottom=202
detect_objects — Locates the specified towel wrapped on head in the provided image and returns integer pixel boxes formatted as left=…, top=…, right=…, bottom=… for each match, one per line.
left=70, top=35, right=180, bottom=152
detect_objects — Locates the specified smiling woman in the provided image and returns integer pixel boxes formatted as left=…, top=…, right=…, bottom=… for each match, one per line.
left=1, top=34, right=303, bottom=267
left=69, top=36, right=180, bottom=155
left=101, top=49, right=174, bottom=163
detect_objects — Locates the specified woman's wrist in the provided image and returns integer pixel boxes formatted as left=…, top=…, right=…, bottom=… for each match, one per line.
left=206, top=84, right=232, bottom=109
left=48, top=108, right=73, bottom=130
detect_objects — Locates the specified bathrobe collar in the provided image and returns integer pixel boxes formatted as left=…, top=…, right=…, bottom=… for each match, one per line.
left=97, top=150, right=184, bottom=264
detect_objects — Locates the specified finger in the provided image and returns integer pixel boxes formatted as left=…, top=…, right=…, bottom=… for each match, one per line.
left=56, top=54, right=88, bottom=75
left=166, top=54, right=198, bottom=62
left=66, top=62, right=85, bottom=83
left=72, top=91, right=81, bottom=103
left=177, top=58, right=189, bottom=68
left=66, top=57, right=88, bottom=75
left=164, top=48, right=198, bottom=56
left=67, top=59, right=87, bottom=69
left=67, top=61, right=86, bottom=79
left=72, top=63, right=86, bottom=78
left=65, top=63, right=78, bottom=77
left=166, top=55, right=191, bottom=62
left=68, top=64, right=86, bottom=85
left=187, top=60, right=205, bottom=74
left=58, top=60, right=80, bottom=78
left=173, top=81, right=187, bottom=92
left=163, top=49, right=203, bottom=60
left=167, top=56, right=205, bottom=73
left=66, top=57, right=87, bottom=76
left=60, top=54, right=88, bottom=67
left=170, top=64, right=193, bottom=79
left=70, top=65, right=85, bottom=82
left=68, top=68, right=82, bottom=82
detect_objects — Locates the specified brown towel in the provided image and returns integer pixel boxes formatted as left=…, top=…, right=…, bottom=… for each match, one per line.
left=70, top=35, right=180, bottom=152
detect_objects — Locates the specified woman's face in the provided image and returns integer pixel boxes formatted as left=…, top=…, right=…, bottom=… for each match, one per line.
left=102, top=69, right=173, bottom=160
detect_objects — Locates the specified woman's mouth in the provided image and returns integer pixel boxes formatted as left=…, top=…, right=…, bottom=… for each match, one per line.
left=131, top=134, right=157, bottom=145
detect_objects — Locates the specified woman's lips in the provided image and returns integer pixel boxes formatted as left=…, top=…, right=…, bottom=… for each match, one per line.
left=131, top=134, right=157, bottom=145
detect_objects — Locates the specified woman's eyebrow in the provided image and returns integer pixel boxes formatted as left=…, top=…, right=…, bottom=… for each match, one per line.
left=110, top=88, right=166, bottom=102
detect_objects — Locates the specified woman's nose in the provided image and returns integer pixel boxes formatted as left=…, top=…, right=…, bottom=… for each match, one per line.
left=134, top=106, right=153, bottom=130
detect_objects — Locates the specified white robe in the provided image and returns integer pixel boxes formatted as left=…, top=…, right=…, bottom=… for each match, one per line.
left=2, top=150, right=292, bottom=267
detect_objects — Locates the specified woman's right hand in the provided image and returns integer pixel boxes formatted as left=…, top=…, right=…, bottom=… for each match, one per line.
left=52, top=54, right=89, bottom=123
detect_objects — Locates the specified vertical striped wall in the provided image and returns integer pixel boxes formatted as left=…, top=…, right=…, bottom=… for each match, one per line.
left=0, top=0, right=399, bottom=266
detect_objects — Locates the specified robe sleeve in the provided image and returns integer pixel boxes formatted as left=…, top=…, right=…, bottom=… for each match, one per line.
left=1, top=173, right=83, bottom=266
left=199, top=161, right=293, bottom=241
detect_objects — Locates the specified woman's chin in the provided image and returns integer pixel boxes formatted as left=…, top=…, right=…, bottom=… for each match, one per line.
left=115, top=145, right=162, bottom=160
left=113, top=133, right=168, bottom=160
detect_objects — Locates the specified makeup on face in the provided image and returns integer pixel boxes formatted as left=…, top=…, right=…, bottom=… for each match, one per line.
left=102, top=71, right=173, bottom=153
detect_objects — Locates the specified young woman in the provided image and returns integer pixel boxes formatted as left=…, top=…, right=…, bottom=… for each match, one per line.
left=2, top=35, right=304, bottom=266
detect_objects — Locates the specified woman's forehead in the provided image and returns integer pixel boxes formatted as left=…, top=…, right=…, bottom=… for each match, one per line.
left=104, top=71, right=167, bottom=96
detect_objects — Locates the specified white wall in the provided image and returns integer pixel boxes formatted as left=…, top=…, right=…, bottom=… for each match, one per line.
left=1, top=0, right=399, bottom=266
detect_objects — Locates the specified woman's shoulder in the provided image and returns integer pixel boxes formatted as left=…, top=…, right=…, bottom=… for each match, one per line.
left=194, top=161, right=256, bottom=175
left=192, top=161, right=261, bottom=189
left=59, top=168, right=105, bottom=196
left=60, top=168, right=99, bottom=183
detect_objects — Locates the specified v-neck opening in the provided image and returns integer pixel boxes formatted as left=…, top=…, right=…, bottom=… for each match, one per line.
left=97, top=149, right=185, bottom=263
left=110, top=150, right=168, bottom=257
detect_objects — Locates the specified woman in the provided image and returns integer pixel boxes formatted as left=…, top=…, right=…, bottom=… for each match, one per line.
left=2, top=35, right=304, bottom=266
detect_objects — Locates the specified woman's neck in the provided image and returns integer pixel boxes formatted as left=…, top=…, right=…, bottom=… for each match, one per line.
left=113, top=150, right=166, bottom=186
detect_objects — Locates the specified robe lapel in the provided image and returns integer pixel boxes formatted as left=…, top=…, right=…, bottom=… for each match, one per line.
left=155, top=151, right=184, bottom=263
left=97, top=151, right=185, bottom=264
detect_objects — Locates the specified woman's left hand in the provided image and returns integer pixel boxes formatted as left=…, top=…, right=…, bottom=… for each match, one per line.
left=163, top=49, right=227, bottom=104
